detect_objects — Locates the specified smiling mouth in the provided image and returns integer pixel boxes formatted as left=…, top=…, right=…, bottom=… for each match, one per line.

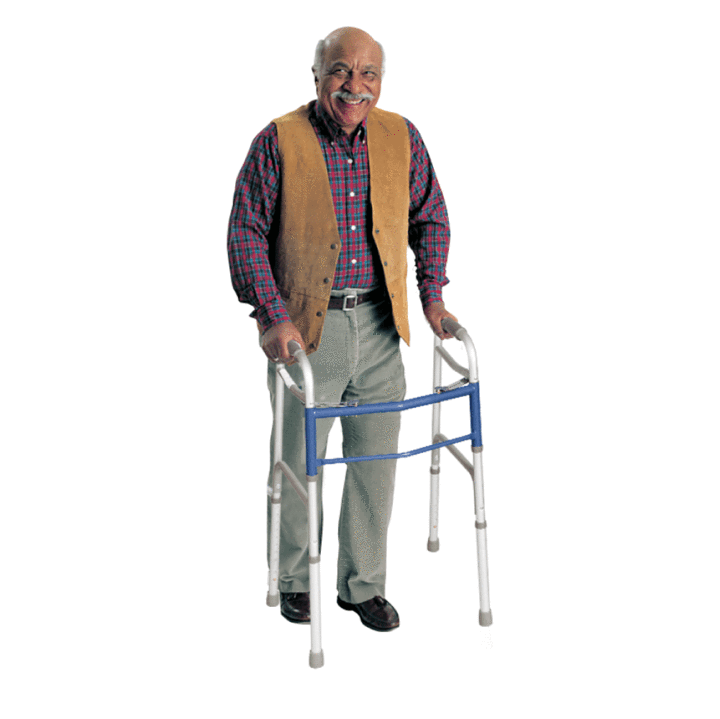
left=332, top=91, right=375, bottom=107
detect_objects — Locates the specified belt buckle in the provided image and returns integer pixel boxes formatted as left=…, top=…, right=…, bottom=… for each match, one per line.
left=342, top=294, right=358, bottom=311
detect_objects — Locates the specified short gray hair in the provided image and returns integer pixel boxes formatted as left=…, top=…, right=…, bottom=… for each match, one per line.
left=312, top=38, right=385, bottom=79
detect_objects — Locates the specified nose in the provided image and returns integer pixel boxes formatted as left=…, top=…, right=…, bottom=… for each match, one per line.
left=344, top=72, right=363, bottom=95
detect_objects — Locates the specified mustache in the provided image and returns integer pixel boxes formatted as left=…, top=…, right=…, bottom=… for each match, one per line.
left=332, top=90, right=375, bottom=103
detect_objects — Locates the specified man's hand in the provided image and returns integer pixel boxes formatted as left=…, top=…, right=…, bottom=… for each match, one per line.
left=261, top=321, right=305, bottom=364
left=424, top=301, right=458, bottom=340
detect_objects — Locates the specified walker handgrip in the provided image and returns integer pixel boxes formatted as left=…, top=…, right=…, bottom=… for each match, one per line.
left=441, top=318, right=464, bottom=338
left=287, top=340, right=303, bottom=357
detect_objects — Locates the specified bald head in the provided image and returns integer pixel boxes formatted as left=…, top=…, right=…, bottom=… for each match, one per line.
left=312, top=27, right=385, bottom=81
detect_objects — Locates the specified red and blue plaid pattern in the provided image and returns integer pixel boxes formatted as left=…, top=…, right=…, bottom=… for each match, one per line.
left=227, top=100, right=450, bottom=332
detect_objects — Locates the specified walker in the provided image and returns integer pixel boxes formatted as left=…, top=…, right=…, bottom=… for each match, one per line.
left=265, top=318, right=492, bottom=668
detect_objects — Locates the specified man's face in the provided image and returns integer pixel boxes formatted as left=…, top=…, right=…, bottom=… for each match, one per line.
left=315, top=32, right=382, bottom=135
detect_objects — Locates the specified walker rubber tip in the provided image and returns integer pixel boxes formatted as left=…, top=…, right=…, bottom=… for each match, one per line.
left=266, top=592, right=279, bottom=607
left=479, top=609, right=493, bottom=627
left=427, top=538, right=440, bottom=552
left=309, top=650, right=325, bottom=669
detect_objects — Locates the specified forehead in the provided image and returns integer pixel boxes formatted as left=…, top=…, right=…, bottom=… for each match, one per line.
left=324, top=36, right=382, bottom=69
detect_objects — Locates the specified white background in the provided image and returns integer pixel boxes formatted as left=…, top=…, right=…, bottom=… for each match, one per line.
left=2, top=1, right=719, bottom=716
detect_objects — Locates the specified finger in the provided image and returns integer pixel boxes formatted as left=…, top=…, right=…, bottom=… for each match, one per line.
left=263, top=341, right=282, bottom=363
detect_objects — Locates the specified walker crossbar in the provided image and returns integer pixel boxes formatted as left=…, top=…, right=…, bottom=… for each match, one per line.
left=313, top=431, right=475, bottom=467
left=305, top=382, right=482, bottom=475
left=267, top=321, right=492, bottom=669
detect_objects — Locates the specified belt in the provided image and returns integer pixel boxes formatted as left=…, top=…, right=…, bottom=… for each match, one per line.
left=327, top=288, right=385, bottom=311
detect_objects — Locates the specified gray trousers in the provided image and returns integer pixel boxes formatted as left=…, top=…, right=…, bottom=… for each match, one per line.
left=266, top=290, right=406, bottom=604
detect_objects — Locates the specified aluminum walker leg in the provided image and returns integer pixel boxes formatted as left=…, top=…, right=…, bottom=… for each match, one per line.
left=428, top=335, right=442, bottom=552
left=472, top=446, right=492, bottom=626
left=307, top=475, right=324, bottom=668
left=267, top=370, right=284, bottom=607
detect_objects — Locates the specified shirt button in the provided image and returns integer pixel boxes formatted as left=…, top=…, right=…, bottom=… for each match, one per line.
left=349, top=191, right=355, bottom=197
left=351, top=259, right=357, bottom=264
left=347, top=159, right=353, bottom=164
left=351, top=225, right=356, bottom=231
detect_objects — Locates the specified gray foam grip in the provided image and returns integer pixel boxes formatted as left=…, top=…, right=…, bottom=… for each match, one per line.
left=440, top=318, right=463, bottom=337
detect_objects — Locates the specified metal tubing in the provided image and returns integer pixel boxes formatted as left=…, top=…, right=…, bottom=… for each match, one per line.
left=316, top=432, right=474, bottom=466
left=429, top=336, right=442, bottom=550
left=288, top=342, right=314, bottom=408
left=428, top=335, right=442, bottom=551
left=305, top=407, right=319, bottom=477
left=433, top=433, right=474, bottom=475
left=267, top=370, right=285, bottom=607
left=472, top=448, right=492, bottom=623
left=469, top=383, right=483, bottom=448
left=436, top=345, right=469, bottom=379
left=440, top=318, right=479, bottom=384
left=431, top=335, right=443, bottom=468
left=277, top=365, right=306, bottom=404
left=307, top=477, right=323, bottom=666
left=276, top=460, right=308, bottom=505
left=312, top=382, right=474, bottom=419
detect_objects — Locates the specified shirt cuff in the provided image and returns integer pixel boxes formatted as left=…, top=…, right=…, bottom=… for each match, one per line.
left=419, top=282, right=445, bottom=309
left=251, top=299, right=292, bottom=334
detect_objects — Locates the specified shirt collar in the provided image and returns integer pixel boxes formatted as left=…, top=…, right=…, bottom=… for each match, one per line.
left=311, top=100, right=367, bottom=143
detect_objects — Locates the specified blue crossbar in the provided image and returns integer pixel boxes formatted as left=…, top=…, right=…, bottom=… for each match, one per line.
left=305, top=382, right=482, bottom=476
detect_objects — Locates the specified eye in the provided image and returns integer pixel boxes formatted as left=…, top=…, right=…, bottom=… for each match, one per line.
left=332, top=68, right=348, bottom=77
left=363, top=71, right=377, bottom=79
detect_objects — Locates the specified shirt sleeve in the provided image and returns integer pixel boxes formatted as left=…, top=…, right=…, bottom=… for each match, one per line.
left=405, top=119, right=451, bottom=307
left=227, top=122, right=291, bottom=332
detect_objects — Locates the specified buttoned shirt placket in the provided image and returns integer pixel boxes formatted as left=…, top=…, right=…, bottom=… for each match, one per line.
left=310, top=107, right=376, bottom=293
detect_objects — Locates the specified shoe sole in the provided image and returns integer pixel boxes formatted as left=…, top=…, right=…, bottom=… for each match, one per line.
left=280, top=605, right=311, bottom=624
left=280, top=610, right=311, bottom=624
left=337, top=597, right=399, bottom=632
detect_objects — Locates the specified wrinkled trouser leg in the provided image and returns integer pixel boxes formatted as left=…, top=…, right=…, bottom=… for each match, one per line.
left=266, top=294, right=405, bottom=604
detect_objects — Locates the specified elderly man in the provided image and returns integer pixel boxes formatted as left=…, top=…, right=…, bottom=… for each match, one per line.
left=227, top=27, right=455, bottom=632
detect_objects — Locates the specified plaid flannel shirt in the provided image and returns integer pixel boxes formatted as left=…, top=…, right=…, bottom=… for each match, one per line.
left=227, top=100, right=450, bottom=332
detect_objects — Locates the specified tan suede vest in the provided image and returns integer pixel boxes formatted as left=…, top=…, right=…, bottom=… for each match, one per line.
left=272, top=103, right=411, bottom=354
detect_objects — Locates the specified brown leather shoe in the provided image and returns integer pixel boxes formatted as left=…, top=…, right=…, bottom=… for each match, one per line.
left=280, top=592, right=310, bottom=624
left=337, top=595, right=400, bottom=632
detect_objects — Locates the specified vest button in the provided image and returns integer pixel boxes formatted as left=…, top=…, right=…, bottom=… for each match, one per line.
left=323, top=277, right=330, bottom=283
left=316, top=311, right=323, bottom=317
left=331, top=243, right=338, bottom=250
left=383, top=261, right=388, bottom=266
